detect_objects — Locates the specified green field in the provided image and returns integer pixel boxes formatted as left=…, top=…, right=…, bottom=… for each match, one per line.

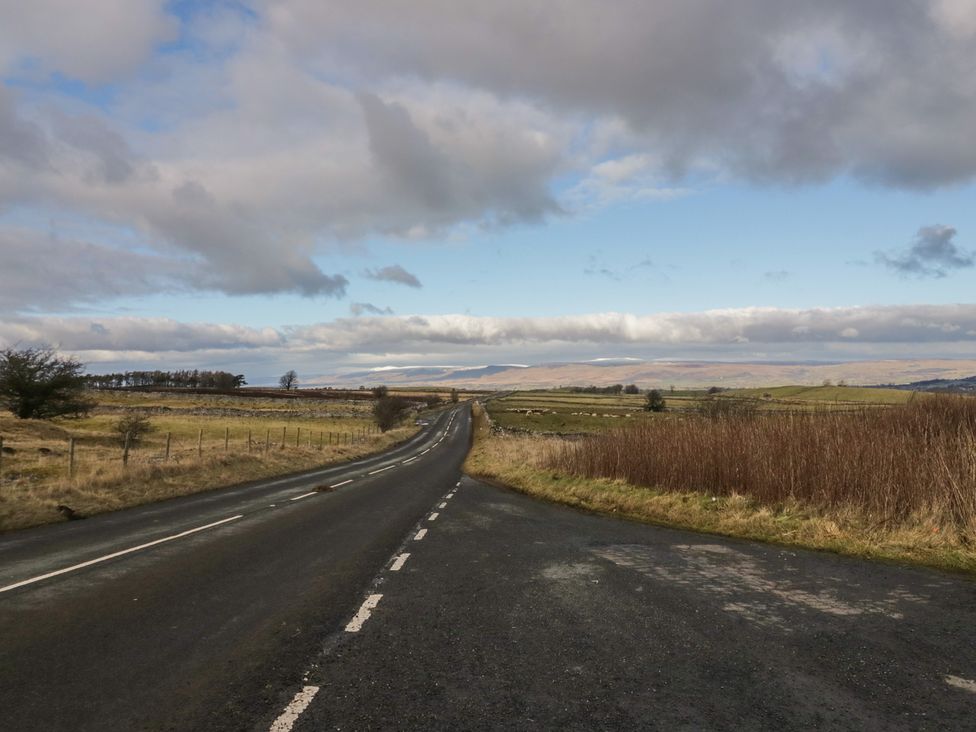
left=486, top=384, right=919, bottom=433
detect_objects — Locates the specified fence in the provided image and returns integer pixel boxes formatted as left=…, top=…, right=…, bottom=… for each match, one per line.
left=0, top=423, right=380, bottom=484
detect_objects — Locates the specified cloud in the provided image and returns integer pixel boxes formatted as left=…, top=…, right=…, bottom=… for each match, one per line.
left=350, top=302, right=395, bottom=316
left=270, top=0, right=976, bottom=189
left=0, top=227, right=187, bottom=312
left=763, top=270, right=792, bottom=281
left=5, top=304, right=976, bottom=371
left=363, top=265, right=423, bottom=288
left=0, top=0, right=177, bottom=83
left=876, top=225, right=973, bottom=278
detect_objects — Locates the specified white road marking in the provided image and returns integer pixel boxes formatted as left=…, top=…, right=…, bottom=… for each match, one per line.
left=289, top=491, right=317, bottom=501
left=946, top=675, right=976, bottom=693
left=269, top=685, right=319, bottom=732
left=429, top=512, right=439, bottom=521
left=0, top=515, right=244, bottom=595
left=345, top=593, right=383, bottom=632
left=438, top=502, right=447, bottom=509
left=401, top=456, right=418, bottom=464
left=368, top=465, right=395, bottom=475
left=421, top=448, right=430, bottom=454
left=390, top=553, right=410, bottom=571
left=414, top=528, right=427, bottom=541
left=445, top=494, right=453, bottom=500
left=456, top=481, right=461, bottom=487
left=330, top=479, right=353, bottom=488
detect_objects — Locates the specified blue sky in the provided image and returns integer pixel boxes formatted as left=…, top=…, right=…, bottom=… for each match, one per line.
left=2, top=1, right=975, bottom=380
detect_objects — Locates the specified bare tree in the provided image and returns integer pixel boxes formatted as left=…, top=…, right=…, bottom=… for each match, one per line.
left=279, top=370, right=298, bottom=390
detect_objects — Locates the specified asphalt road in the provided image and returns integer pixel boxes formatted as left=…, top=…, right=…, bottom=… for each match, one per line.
left=2, top=403, right=975, bottom=731
left=0, top=406, right=469, bottom=731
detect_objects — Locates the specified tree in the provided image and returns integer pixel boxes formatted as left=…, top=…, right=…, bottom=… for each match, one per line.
left=644, top=389, right=666, bottom=413
left=0, top=347, right=94, bottom=419
left=374, top=395, right=410, bottom=432
left=114, top=414, right=153, bottom=447
left=372, top=385, right=389, bottom=398
left=279, top=370, right=298, bottom=390
left=450, top=388, right=459, bottom=403
left=623, top=384, right=639, bottom=394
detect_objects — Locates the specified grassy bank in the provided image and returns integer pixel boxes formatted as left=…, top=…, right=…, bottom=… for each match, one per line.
left=0, top=390, right=421, bottom=532
left=464, top=400, right=976, bottom=574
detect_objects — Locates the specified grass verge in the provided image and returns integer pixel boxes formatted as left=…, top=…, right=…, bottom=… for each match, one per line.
left=464, top=402, right=976, bottom=575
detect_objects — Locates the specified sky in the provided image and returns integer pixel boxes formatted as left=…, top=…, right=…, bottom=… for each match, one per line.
left=1, top=0, right=975, bottom=381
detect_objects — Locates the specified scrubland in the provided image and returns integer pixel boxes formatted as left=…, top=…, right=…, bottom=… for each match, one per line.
left=466, top=391, right=976, bottom=573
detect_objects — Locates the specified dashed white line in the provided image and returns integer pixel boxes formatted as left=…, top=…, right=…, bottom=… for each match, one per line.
left=289, top=491, right=317, bottom=501
left=0, top=514, right=244, bottom=595
left=429, top=512, right=439, bottom=521
left=946, top=675, right=976, bottom=693
left=414, top=528, right=428, bottom=541
left=456, top=481, right=461, bottom=487
left=445, top=494, right=453, bottom=500
left=269, top=686, right=320, bottom=732
left=345, top=593, right=383, bottom=632
left=438, top=502, right=447, bottom=509
left=421, top=449, right=430, bottom=455
left=368, top=465, right=396, bottom=475
left=390, top=553, right=410, bottom=571
left=330, top=479, right=353, bottom=488
left=401, top=456, right=418, bottom=464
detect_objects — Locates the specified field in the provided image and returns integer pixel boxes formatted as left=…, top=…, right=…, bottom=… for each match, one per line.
left=469, top=388, right=976, bottom=573
left=0, top=389, right=433, bottom=532
left=485, top=385, right=912, bottom=434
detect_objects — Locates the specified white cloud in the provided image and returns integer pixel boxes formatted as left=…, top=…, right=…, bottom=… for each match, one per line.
left=5, top=305, right=976, bottom=372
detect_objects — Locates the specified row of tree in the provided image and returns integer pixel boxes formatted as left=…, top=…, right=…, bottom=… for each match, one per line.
left=566, top=384, right=646, bottom=395
left=85, top=370, right=246, bottom=390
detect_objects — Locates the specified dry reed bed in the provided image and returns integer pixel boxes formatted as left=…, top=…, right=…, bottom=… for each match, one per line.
left=545, top=395, right=976, bottom=533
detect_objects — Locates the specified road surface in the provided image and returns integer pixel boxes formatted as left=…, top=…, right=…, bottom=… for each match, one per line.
left=1, top=404, right=974, bottom=730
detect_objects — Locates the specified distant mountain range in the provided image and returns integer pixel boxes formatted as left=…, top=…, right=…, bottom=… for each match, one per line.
left=297, top=358, right=976, bottom=390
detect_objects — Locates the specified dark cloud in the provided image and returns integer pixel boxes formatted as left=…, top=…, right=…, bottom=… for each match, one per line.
left=350, top=302, right=394, bottom=316
left=0, top=227, right=185, bottom=312
left=363, top=264, right=423, bottom=288
left=277, top=0, right=976, bottom=189
left=876, top=225, right=973, bottom=278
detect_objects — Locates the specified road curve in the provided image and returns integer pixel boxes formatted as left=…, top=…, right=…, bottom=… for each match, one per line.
left=0, top=406, right=470, bottom=731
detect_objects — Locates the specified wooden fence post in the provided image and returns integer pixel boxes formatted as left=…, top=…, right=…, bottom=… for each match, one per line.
left=123, top=432, right=131, bottom=467
left=318, top=431, right=323, bottom=450
left=69, top=437, right=76, bottom=478
left=165, top=432, right=171, bottom=461
left=296, top=427, right=301, bottom=447
left=265, top=428, right=271, bottom=453
left=247, top=429, right=252, bottom=453
left=224, top=427, right=229, bottom=452
left=281, top=426, right=286, bottom=450
left=1, top=435, right=4, bottom=483
left=198, top=428, right=203, bottom=458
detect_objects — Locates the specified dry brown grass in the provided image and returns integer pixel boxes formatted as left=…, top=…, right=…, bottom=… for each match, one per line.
left=464, top=399, right=976, bottom=574
left=0, top=391, right=418, bottom=532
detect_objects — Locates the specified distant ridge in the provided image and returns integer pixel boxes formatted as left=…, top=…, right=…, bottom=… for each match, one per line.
left=298, top=359, right=976, bottom=390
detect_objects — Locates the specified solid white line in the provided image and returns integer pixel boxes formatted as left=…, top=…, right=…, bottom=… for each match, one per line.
left=368, top=465, right=395, bottom=475
left=390, top=553, right=410, bottom=571
left=289, top=491, right=317, bottom=501
left=414, top=528, right=427, bottom=540
left=429, top=512, right=439, bottom=521
left=345, top=593, right=383, bottom=632
left=0, top=515, right=244, bottom=595
left=438, top=502, right=447, bottom=509
left=330, top=479, right=353, bottom=488
left=401, top=456, right=418, bottom=464
left=946, top=675, right=976, bottom=693
left=269, top=685, right=320, bottom=732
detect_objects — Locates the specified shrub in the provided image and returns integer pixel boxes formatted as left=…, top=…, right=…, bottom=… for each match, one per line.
left=114, top=414, right=154, bottom=447
left=374, top=395, right=410, bottom=431
left=0, top=347, right=94, bottom=419
left=644, top=389, right=666, bottom=412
